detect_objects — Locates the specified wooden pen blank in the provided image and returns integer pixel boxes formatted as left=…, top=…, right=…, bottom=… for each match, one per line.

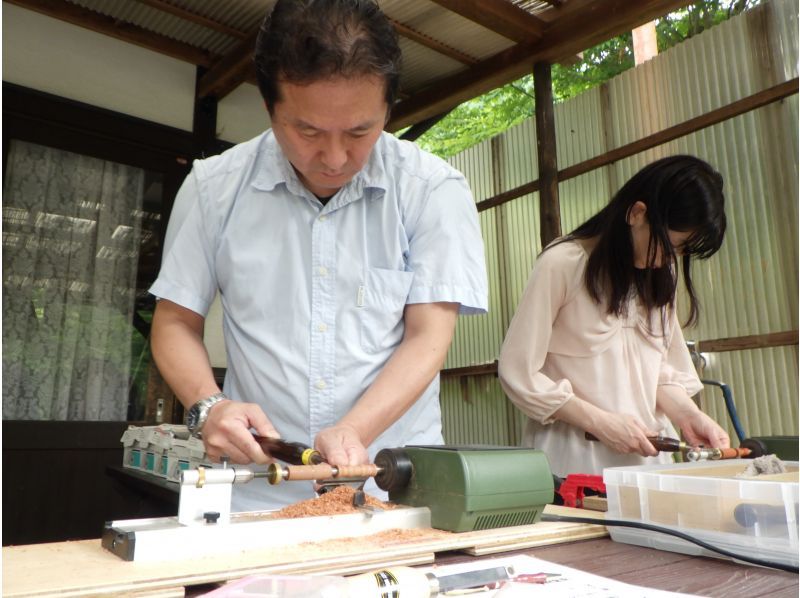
left=283, top=463, right=379, bottom=480
left=719, top=447, right=752, bottom=459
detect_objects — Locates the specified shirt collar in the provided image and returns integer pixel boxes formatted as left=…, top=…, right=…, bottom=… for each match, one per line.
left=251, top=130, right=390, bottom=205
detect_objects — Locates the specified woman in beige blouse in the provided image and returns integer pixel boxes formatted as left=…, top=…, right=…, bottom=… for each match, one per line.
left=498, top=155, right=731, bottom=477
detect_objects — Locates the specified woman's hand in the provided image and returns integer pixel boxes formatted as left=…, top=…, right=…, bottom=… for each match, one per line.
left=657, top=385, right=730, bottom=449
left=554, top=397, right=658, bottom=456
left=676, top=410, right=730, bottom=449
left=588, top=412, right=660, bottom=457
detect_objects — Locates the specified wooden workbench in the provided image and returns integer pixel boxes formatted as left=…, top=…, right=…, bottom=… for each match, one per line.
left=3, top=505, right=796, bottom=597
left=2, top=504, right=604, bottom=597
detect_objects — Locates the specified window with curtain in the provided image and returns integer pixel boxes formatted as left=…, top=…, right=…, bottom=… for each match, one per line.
left=2, top=139, right=162, bottom=421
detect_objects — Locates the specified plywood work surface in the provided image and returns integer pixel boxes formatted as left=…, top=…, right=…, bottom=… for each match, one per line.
left=2, top=505, right=605, bottom=598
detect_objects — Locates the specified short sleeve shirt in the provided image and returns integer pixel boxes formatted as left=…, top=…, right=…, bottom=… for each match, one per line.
left=150, top=131, right=488, bottom=510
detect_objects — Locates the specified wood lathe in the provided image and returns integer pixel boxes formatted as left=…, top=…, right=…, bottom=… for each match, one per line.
left=102, top=445, right=555, bottom=562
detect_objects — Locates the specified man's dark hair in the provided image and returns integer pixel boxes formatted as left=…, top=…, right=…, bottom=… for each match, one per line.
left=551, top=155, right=726, bottom=328
left=254, top=0, right=401, bottom=113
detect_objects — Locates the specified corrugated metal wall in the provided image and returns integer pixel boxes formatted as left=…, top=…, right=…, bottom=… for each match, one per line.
left=442, top=0, right=798, bottom=445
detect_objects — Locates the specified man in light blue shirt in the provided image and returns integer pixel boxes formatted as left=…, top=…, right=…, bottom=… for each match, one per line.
left=150, top=0, right=488, bottom=510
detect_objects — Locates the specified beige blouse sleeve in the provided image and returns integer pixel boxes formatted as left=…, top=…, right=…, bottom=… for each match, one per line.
left=658, top=307, right=704, bottom=397
left=498, top=242, right=582, bottom=423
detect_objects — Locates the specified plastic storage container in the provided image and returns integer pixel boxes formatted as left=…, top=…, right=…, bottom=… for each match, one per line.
left=604, top=460, right=799, bottom=568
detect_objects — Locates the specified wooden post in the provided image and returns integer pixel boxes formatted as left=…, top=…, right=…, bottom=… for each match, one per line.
left=533, top=61, right=561, bottom=247
left=193, top=66, right=220, bottom=159
left=144, top=361, right=178, bottom=424
left=632, top=21, right=658, bottom=65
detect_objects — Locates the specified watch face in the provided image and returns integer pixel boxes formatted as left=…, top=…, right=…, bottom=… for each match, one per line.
left=186, top=406, right=201, bottom=431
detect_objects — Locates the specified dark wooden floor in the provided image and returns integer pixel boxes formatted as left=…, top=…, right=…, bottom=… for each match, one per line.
left=438, top=537, right=798, bottom=597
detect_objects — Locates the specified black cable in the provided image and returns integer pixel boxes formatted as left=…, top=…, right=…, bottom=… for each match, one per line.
left=541, top=513, right=798, bottom=574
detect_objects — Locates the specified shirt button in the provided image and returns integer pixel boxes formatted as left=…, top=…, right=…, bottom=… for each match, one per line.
left=319, top=215, right=327, bottom=222
left=318, top=266, right=328, bottom=276
left=318, top=323, right=328, bottom=332
left=316, top=379, right=327, bottom=390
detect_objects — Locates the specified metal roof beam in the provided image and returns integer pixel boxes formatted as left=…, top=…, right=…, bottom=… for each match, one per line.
left=429, top=0, right=546, bottom=42
left=389, top=18, right=478, bottom=65
left=6, top=0, right=216, bottom=68
left=196, top=28, right=260, bottom=100
left=133, top=0, right=248, bottom=40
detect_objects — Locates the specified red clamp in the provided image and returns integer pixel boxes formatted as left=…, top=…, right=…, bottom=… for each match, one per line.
left=556, top=473, right=606, bottom=508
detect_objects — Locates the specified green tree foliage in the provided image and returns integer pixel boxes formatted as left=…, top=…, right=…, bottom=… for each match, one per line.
left=413, top=0, right=763, bottom=158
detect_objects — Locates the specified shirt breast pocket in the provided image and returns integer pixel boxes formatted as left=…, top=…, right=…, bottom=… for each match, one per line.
left=360, top=268, right=414, bottom=353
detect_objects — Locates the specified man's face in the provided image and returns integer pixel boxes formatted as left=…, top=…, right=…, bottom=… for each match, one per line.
left=269, top=76, right=389, bottom=198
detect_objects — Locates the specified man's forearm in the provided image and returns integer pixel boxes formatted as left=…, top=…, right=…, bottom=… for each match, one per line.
left=339, top=302, right=458, bottom=446
left=151, top=300, right=220, bottom=408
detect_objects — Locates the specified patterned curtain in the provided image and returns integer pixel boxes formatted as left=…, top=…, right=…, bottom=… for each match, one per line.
left=3, top=140, right=145, bottom=420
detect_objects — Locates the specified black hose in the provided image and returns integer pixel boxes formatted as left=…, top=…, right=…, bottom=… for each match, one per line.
left=701, top=379, right=746, bottom=443
left=541, top=513, right=798, bottom=574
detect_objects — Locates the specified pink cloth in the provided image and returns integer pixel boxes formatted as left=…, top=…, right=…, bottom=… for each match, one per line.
left=498, top=240, right=703, bottom=477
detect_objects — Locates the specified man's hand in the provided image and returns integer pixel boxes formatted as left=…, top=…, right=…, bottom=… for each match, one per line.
left=588, top=412, right=659, bottom=457
left=201, top=400, right=279, bottom=465
left=314, top=423, right=369, bottom=466
left=311, top=302, right=458, bottom=462
left=151, top=300, right=280, bottom=464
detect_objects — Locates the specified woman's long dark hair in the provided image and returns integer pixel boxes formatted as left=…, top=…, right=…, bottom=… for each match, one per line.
left=558, top=155, right=725, bottom=328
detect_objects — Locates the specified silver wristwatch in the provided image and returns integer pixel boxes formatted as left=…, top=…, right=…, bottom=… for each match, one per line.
left=186, top=392, right=228, bottom=437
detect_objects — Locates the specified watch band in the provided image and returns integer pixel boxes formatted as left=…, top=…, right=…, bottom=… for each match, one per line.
left=186, top=392, right=228, bottom=437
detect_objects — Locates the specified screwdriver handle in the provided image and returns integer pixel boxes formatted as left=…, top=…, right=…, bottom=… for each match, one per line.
left=253, top=435, right=324, bottom=465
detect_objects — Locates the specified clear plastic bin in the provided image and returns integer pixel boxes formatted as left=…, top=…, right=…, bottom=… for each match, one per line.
left=604, top=460, right=799, bottom=568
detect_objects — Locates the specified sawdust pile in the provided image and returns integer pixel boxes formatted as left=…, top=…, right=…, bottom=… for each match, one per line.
left=270, top=485, right=394, bottom=519
left=736, top=454, right=787, bottom=478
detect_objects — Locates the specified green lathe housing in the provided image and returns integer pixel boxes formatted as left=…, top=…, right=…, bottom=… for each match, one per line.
left=375, top=445, right=555, bottom=532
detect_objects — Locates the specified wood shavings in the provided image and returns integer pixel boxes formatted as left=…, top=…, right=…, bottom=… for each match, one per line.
left=736, top=454, right=787, bottom=478
left=269, top=485, right=394, bottom=519
left=367, top=527, right=449, bottom=545
left=294, top=527, right=451, bottom=552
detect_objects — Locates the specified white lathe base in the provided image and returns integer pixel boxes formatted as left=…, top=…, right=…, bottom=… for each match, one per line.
left=103, top=506, right=432, bottom=561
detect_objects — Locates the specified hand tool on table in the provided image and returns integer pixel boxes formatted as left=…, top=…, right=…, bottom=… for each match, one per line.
left=346, top=564, right=515, bottom=596
left=510, top=572, right=562, bottom=584
left=102, top=445, right=556, bottom=561
left=553, top=473, right=606, bottom=508
left=584, top=432, right=752, bottom=461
